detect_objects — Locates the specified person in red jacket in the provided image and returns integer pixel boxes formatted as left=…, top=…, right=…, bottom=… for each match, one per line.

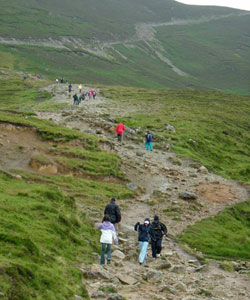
left=115, top=122, right=126, bottom=142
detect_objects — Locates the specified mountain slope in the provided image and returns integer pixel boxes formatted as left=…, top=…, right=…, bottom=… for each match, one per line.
left=0, top=0, right=250, bottom=93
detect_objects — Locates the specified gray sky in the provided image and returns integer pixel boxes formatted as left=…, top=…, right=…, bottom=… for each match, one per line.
left=175, top=0, right=250, bottom=11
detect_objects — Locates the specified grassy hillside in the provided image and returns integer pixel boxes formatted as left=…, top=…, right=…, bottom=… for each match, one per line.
left=178, top=199, right=250, bottom=260
left=1, top=0, right=250, bottom=93
left=0, top=0, right=236, bottom=41
left=101, top=86, right=250, bottom=183
left=0, top=71, right=134, bottom=299
left=155, top=14, right=250, bottom=94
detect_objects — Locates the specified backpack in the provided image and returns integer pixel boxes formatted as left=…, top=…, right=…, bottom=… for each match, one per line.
left=146, top=133, right=153, bottom=142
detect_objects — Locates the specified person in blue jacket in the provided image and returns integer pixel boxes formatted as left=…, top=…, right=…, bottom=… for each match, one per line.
left=134, top=218, right=156, bottom=265
left=145, top=131, right=153, bottom=151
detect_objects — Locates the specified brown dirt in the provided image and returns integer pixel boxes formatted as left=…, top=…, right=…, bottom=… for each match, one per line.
left=197, top=182, right=238, bottom=204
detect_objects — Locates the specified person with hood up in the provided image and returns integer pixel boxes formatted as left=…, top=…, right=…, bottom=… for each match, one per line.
left=104, top=197, right=121, bottom=233
left=98, top=215, right=118, bottom=265
left=115, top=122, right=126, bottom=142
left=151, top=216, right=167, bottom=258
left=134, top=218, right=156, bottom=265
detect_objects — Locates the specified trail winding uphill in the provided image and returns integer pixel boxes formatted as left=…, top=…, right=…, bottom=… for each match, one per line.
left=36, top=83, right=250, bottom=300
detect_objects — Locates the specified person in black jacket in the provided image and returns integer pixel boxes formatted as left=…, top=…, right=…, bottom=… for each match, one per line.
left=104, top=197, right=121, bottom=233
left=135, top=218, right=156, bottom=265
left=151, top=215, right=167, bottom=258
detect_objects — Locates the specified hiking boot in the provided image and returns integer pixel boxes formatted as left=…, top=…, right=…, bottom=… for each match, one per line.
left=156, top=254, right=161, bottom=258
left=107, top=259, right=111, bottom=264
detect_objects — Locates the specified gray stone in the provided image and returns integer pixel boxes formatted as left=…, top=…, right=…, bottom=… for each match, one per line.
left=87, top=264, right=110, bottom=280
left=182, top=297, right=198, bottom=300
left=0, top=293, right=4, bottom=298
left=136, top=151, right=144, bottom=157
left=156, top=262, right=172, bottom=270
left=127, top=183, right=138, bottom=190
left=145, top=269, right=162, bottom=283
left=160, top=285, right=177, bottom=294
left=91, top=291, right=105, bottom=298
left=117, top=274, right=138, bottom=285
left=165, top=124, right=176, bottom=133
left=112, top=250, right=126, bottom=260
left=106, top=293, right=123, bottom=300
left=198, top=166, right=209, bottom=174
left=179, top=192, right=198, bottom=200
left=171, top=264, right=186, bottom=274
left=174, top=282, right=187, bottom=292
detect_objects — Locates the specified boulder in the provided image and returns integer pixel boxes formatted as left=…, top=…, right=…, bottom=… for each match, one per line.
left=127, top=183, right=138, bottom=190
left=165, top=124, right=176, bottom=133
left=87, top=264, right=110, bottom=280
left=145, top=269, right=162, bottom=283
left=136, top=151, right=144, bottom=157
left=198, top=166, right=209, bottom=174
left=179, top=192, right=198, bottom=201
left=170, top=264, right=186, bottom=274
left=160, top=285, right=177, bottom=294
left=174, top=282, right=187, bottom=292
left=117, top=274, right=138, bottom=285
left=156, top=261, right=172, bottom=270
left=91, top=291, right=105, bottom=298
left=106, top=293, right=123, bottom=300
left=112, top=250, right=126, bottom=260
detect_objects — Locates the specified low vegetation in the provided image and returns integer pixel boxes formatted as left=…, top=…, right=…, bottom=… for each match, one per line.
left=0, top=109, right=134, bottom=299
left=178, top=199, right=250, bottom=260
left=101, top=86, right=250, bottom=183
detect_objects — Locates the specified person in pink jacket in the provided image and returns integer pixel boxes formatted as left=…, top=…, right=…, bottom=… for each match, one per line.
left=98, top=215, right=118, bottom=265
left=115, top=122, right=126, bottom=142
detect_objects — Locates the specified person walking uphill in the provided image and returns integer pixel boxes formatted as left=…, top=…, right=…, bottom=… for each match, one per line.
left=116, top=122, right=126, bottom=142
left=145, top=131, right=153, bottom=151
left=135, top=218, right=156, bottom=265
left=104, top=197, right=121, bottom=233
left=151, top=216, right=167, bottom=259
left=98, top=215, right=118, bottom=265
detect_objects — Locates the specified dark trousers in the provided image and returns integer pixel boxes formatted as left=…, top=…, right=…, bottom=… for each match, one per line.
left=151, top=238, right=162, bottom=258
left=117, top=134, right=122, bottom=142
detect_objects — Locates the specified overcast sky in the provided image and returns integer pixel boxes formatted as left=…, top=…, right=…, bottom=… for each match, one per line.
left=175, top=1, right=250, bottom=11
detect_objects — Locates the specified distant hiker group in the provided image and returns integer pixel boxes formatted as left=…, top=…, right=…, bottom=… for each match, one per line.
left=68, top=84, right=97, bottom=105
left=98, top=198, right=167, bottom=265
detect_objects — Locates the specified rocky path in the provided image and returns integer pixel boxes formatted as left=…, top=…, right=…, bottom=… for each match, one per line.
left=37, top=83, right=250, bottom=300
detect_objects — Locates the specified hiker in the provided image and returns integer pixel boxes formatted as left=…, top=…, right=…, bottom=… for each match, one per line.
left=145, top=131, right=153, bottom=151
left=61, top=77, right=64, bottom=83
left=80, top=93, right=85, bottom=101
left=151, top=216, right=167, bottom=259
left=93, top=91, right=97, bottom=99
left=68, top=84, right=72, bottom=93
left=134, top=218, right=156, bottom=265
left=79, top=84, right=83, bottom=93
left=116, top=122, right=126, bottom=142
left=73, top=93, right=78, bottom=105
left=56, top=78, right=59, bottom=84
left=104, top=197, right=121, bottom=233
left=88, top=91, right=91, bottom=100
left=98, top=215, right=118, bottom=265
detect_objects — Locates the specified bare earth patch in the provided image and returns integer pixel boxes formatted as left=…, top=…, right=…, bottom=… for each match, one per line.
left=197, top=182, right=238, bottom=204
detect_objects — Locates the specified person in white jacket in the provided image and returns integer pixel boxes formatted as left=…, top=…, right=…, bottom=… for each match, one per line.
left=98, top=215, right=118, bottom=265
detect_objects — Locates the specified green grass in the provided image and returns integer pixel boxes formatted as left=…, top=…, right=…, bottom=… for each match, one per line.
left=101, top=86, right=250, bottom=183
left=53, top=147, right=124, bottom=178
left=178, top=200, right=250, bottom=260
left=0, top=170, right=97, bottom=300
left=0, top=106, right=134, bottom=299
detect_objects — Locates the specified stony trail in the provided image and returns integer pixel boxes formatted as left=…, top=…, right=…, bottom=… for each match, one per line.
left=36, top=83, right=250, bottom=300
